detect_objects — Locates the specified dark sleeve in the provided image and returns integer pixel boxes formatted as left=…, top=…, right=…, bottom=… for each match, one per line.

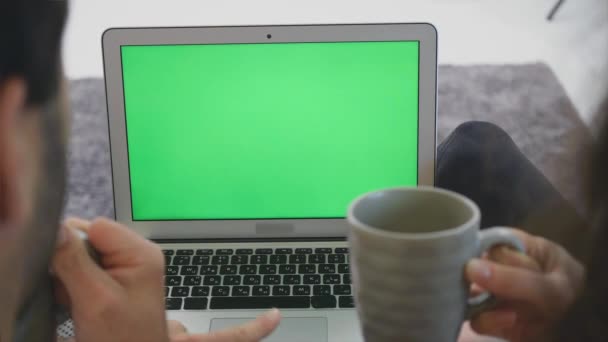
left=436, top=121, right=588, bottom=260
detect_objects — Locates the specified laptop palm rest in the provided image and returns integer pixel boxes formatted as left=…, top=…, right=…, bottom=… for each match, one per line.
left=210, top=317, right=328, bottom=342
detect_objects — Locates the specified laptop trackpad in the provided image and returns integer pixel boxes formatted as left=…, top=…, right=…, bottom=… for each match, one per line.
left=210, top=317, right=328, bottom=342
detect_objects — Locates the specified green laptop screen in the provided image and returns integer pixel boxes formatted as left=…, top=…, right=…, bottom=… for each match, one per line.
left=120, top=41, right=420, bottom=221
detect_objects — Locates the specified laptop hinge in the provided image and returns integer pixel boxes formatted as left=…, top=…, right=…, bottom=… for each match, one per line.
left=153, top=237, right=346, bottom=244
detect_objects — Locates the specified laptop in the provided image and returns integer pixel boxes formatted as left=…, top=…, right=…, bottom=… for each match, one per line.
left=102, top=23, right=437, bottom=342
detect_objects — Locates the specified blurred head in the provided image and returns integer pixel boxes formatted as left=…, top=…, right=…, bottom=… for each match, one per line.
left=589, top=98, right=608, bottom=225
left=558, top=96, right=608, bottom=341
left=0, top=0, right=68, bottom=339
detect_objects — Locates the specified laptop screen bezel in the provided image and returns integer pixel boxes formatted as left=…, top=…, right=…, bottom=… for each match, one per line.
left=102, top=24, right=437, bottom=240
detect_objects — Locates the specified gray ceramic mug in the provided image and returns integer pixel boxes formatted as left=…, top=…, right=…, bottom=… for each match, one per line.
left=347, top=186, right=525, bottom=342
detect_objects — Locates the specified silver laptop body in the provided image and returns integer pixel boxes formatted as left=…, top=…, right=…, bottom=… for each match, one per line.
left=103, top=23, right=437, bottom=342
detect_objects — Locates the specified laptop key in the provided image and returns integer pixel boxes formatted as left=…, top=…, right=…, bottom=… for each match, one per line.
left=313, top=285, right=331, bottom=296
left=308, top=254, right=325, bottom=264
left=298, top=265, right=316, bottom=274
left=173, top=256, right=190, bottom=265
left=283, top=275, right=301, bottom=285
left=312, top=296, right=337, bottom=308
left=236, top=249, right=253, bottom=255
left=243, top=275, right=261, bottom=285
left=165, top=287, right=169, bottom=297
left=263, top=275, right=281, bottom=285
left=334, top=285, right=351, bottom=295
left=180, top=266, right=198, bottom=275
left=196, top=249, right=213, bottom=256
left=216, top=249, right=234, bottom=255
left=295, top=248, right=313, bottom=254
left=343, top=274, right=352, bottom=284
left=269, top=255, right=287, bottom=264
left=255, top=248, right=273, bottom=255
left=272, top=286, right=290, bottom=296
left=171, top=287, right=189, bottom=297
left=232, top=286, right=251, bottom=296
left=212, top=256, right=229, bottom=265
left=163, top=250, right=175, bottom=256
left=314, top=248, right=332, bottom=254
left=166, top=298, right=182, bottom=310
left=193, top=256, right=210, bottom=265
left=231, top=255, right=248, bottom=265
left=303, top=275, right=321, bottom=285
left=165, top=256, right=171, bottom=265
left=177, top=249, right=194, bottom=256
left=259, top=265, right=276, bottom=274
left=323, top=274, right=341, bottom=285
left=165, top=276, right=182, bottom=286
left=220, top=265, right=238, bottom=275
left=289, top=255, right=306, bottom=264
left=166, top=266, right=179, bottom=276
left=184, top=276, right=202, bottom=286
left=335, top=248, right=349, bottom=254
left=239, top=265, right=257, bottom=275
left=212, top=286, right=230, bottom=297
left=192, top=286, right=210, bottom=297
left=200, top=266, right=218, bottom=275
left=210, top=296, right=310, bottom=309
left=203, top=275, right=222, bottom=286
left=219, top=265, right=237, bottom=275
left=184, top=297, right=207, bottom=310
left=338, top=264, right=350, bottom=274
left=223, top=275, right=241, bottom=285
left=293, top=285, right=311, bottom=296
left=275, top=248, right=293, bottom=254
left=328, top=254, right=346, bottom=264
left=319, top=264, right=336, bottom=274
left=279, top=265, right=296, bottom=274
left=253, top=286, right=271, bottom=296
left=339, top=296, right=355, bottom=308
left=250, top=255, right=268, bottom=264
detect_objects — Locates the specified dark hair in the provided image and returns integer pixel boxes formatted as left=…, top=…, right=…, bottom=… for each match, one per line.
left=558, top=97, right=608, bottom=341
left=0, top=0, right=68, bottom=105
left=589, top=98, right=608, bottom=216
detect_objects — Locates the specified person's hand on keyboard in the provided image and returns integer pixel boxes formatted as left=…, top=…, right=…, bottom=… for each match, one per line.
left=167, top=309, right=281, bottom=342
left=52, top=217, right=168, bottom=342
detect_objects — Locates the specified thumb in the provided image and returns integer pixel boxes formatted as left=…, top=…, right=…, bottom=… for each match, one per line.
left=52, top=225, right=120, bottom=308
left=468, top=309, right=517, bottom=338
left=466, top=259, right=549, bottom=309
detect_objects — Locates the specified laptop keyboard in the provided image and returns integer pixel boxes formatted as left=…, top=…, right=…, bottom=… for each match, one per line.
left=163, top=247, right=354, bottom=310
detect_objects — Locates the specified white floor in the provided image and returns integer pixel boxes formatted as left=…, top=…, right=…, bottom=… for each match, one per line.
left=63, top=0, right=608, bottom=124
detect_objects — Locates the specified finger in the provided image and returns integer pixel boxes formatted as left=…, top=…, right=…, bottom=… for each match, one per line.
left=470, top=283, right=484, bottom=296
left=86, top=218, right=164, bottom=282
left=53, top=277, right=71, bottom=308
left=501, top=229, right=555, bottom=270
left=469, top=309, right=517, bottom=338
left=168, top=320, right=188, bottom=337
left=458, top=321, right=490, bottom=342
left=52, top=225, right=121, bottom=309
left=64, top=217, right=91, bottom=231
left=487, top=246, right=541, bottom=272
left=466, top=258, right=550, bottom=308
left=174, top=309, right=281, bottom=342
left=86, top=218, right=162, bottom=267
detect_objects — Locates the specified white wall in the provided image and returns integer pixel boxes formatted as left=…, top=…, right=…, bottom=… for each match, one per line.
left=63, top=0, right=608, bottom=122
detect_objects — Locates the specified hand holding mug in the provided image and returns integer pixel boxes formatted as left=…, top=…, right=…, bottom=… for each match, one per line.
left=465, top=229, right=584, bottom=342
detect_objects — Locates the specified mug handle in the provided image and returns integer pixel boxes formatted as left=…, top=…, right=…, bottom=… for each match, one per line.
left=465, top=227, right=526, bottom=319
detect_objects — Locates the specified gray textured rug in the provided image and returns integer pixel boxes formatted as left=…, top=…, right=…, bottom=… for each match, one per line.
left=64, top=63, right=592, bottom=220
